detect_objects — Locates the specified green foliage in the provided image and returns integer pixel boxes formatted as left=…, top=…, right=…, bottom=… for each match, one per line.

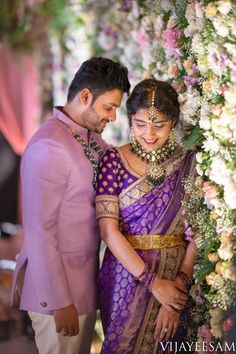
left=202, top=22, right=215, bottom=46
left=178, top=34, right=192, bottom=54
left=195, top=260, right=215, bottom=283
left=0, top=0, right=83, bottom=51
left=182, top=125, right=205, bottom=149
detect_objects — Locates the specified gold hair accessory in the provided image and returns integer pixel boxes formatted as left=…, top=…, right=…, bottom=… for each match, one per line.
left=148, top=89, right=159, bottom=123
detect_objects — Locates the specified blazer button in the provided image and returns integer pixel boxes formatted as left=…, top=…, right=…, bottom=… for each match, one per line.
left=40, top=301, right=47, bottom=308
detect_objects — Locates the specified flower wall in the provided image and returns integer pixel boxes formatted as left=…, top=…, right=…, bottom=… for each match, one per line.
left=84, top=0, right=236, bottom=346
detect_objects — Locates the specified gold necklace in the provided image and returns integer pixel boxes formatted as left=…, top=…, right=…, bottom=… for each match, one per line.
left=130, top=130, right=176, bottom=185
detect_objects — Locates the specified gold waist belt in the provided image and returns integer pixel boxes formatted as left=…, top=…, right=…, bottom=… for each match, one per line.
left=126, top=234, right=185, bottom=250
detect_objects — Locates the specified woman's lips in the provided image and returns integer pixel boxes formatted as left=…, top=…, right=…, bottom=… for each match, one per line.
left=143, top=138, right=158, bottom=145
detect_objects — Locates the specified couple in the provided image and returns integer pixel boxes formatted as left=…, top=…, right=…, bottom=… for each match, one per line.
left=11, top=57, right=196, bottom=354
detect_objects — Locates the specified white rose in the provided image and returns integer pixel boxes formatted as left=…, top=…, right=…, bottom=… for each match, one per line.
left=224, top=182, right=236, bottom=209
left=224, top=43, right=236, bottom=56
left=209, top=156, right=231, bottom=185
left=221, top=107, right=235, bottom=125
left=218, top=244, right=234, bottom=260
left=192, top=33, right=205, bottom=55
left=224, top=89, right=236, bottom=106
left=230, top=21, right=236, bottom=36
left=211, top=119, right=233, bottom=140
left=196, top=163, right=203, bottom=176
left=213, top=18, right=230, bottom=37
left=196, top=152, right=203, bottom=164
left=217, top=0, right=232, bottom=15
left=185, top=3, right=195, bottom=23
left=203, top=134, right=221, bottom=154
left=199, top=117, right=211, bottom=130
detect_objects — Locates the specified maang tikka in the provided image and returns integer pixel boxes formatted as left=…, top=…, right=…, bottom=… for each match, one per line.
left=148, top=89, right=159, bottom=123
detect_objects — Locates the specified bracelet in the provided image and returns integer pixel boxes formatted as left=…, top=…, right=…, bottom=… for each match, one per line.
left=177, top=270, right=191, bottom=291
left=134, top=263, right=155, bottom=292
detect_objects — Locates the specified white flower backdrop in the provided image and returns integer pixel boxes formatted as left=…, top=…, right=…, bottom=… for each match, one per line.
left=72, top=0, right=236, bottom=347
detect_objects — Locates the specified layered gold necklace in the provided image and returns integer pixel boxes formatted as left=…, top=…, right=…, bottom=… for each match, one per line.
left=130, top=130, right=176, bottom=186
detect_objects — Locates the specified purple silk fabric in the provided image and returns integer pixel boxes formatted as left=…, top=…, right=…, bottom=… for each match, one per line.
left=96, top=148, right=194, bottom=354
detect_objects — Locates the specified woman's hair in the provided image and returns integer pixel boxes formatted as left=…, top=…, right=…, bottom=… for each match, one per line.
left=67, top=57, right=130, bottom=102
left=126, top=79, right=180, bottom=126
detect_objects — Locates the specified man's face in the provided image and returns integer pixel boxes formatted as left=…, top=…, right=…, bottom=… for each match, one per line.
left=81, top=89, right=123, bottom=133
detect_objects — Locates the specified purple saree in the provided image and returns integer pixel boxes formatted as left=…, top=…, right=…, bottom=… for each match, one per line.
left=95, top=147, right=195, bottom=354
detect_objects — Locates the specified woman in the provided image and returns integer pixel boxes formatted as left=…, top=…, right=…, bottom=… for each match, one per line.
left=95, top=79, right=197, bottom=353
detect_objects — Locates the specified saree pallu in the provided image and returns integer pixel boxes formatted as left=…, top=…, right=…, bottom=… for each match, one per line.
left=96, top=147, right=195, bottom=354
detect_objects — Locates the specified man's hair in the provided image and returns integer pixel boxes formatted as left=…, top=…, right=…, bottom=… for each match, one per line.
left=67, top=57, right=130, bottom=102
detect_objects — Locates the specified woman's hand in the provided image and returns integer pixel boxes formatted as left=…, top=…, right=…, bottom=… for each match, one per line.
left=151, top=277, right=187, bottom=313
left=154, top=305, right=180, bottom=342
left=175, top=275, right=188, bottom=294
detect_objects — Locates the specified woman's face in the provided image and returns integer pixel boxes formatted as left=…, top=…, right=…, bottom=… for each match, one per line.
left=131, top=108, right=175, bottom=151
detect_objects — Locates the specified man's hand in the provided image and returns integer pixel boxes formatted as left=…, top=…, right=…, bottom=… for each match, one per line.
left=53, top=304, right=79, bottom=336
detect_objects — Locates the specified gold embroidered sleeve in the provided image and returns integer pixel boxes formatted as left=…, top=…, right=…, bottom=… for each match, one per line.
left=95, top=195, right=119, bottom=220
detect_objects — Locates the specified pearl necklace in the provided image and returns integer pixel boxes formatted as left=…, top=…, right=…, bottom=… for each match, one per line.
left=130, top=130, right=176, bottom=185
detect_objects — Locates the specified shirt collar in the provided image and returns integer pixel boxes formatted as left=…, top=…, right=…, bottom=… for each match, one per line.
left=53, top=106, right=90, bottom=137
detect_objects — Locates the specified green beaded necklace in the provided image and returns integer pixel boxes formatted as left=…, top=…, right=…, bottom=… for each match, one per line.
left=57, top=118, right=104, bottom=188
left=73, top=133, right=104, bottom=189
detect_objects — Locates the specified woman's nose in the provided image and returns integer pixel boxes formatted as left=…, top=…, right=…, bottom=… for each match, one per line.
left=146, top=125, right=157, bottom=139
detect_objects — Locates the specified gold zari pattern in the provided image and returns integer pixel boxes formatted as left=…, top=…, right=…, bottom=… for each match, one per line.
left=96, top=195, right=119, bottom=220
left=126, top=234, right=184, bottom=250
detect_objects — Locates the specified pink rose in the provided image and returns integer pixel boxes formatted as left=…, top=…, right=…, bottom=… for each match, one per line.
left=162, top=27, right=181, bottom=58
left=212, top=105, right=222, bottom=116
left=202, top=182, right=219, bottom=199
left=198, top=323, right=213, bottom=342
left=222, top=317, right=234, bottom=333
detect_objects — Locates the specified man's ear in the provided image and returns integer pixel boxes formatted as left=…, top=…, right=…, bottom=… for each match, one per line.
left=79, top=88, right=93, bottom=106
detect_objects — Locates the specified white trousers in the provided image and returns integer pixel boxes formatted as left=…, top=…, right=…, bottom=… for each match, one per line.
left=28, top=311, right=96, bottom=354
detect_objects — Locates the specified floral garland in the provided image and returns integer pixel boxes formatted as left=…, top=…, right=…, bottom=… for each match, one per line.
left=84, top=0, right=236, bottom=347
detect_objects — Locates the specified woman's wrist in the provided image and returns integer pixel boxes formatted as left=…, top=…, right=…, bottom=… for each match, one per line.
left=176, top=270, right=191, bottom=291
left=134, top=262, right=155, bottom=291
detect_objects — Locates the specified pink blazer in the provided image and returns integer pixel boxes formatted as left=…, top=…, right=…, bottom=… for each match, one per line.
left=11, top=108, right=108, bottom=315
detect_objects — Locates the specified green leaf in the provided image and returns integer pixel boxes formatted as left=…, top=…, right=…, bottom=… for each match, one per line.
left=182, top=125, right=204, bottom=149
left=195, top=261, right=215, bottom=283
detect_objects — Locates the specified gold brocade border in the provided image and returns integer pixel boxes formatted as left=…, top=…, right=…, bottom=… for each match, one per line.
left=126, top=234, right=185, bottom=250
left=119, top=152, right=184, bottom=209
left=133, top=245, right=186, bottom=354
left=119, top=178, right=153, bottom=209
left=95, top=195, right=119, bottom=220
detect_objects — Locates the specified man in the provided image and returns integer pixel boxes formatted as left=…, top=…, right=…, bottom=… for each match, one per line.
left=11, top=57, right=130, bottom=354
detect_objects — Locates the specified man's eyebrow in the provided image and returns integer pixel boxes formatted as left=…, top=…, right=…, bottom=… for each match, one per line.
left=105, top=103, right=120, bottom=108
